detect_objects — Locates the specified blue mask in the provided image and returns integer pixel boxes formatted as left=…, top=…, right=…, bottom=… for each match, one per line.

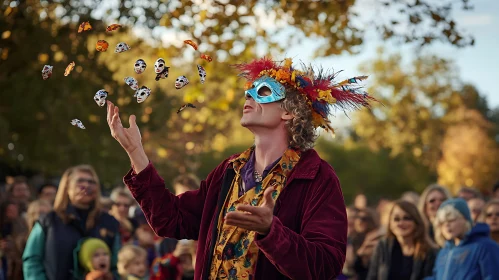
left=244, top=76, right=286, bottom=103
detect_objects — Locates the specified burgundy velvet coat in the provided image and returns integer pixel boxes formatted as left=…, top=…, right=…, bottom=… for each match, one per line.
left=123, top=149, right=347, bottom=280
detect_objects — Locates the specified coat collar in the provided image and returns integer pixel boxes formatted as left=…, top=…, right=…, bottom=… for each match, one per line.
left=227, top=148, right=321, bottom=181
left=287, top=149, right=321, bottom=181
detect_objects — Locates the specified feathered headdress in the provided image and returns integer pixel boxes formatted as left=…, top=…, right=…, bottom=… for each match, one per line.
left=234, top=57, right=376, bottom=134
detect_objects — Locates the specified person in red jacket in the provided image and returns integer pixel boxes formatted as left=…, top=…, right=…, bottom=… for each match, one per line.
left=106, top=57, right=375, bottom=280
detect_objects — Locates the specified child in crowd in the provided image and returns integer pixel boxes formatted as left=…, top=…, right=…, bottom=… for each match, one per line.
left=74, top=238, right=113, bottom=280
left=117, top=245, right=148, bottom=280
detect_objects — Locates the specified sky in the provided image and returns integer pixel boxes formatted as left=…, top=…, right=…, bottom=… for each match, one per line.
left=283, top=0, right=499, bottom=108
left=101, top=0, right=498, bottom=108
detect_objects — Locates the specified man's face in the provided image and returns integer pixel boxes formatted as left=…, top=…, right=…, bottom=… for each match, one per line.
left=467, top=198, right=485, bottom=223
left=12, top=182, right=31, bottom=203
left=40, top=185, right=57, bottom=204
left=458, top=190, right=476, bottom=201
left=240, top=87, right=289, bottom=130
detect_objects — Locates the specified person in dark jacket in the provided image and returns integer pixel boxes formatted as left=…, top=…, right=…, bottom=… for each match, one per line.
left=106, top=57, right=375, bottom=279
left=367, top=200, right=438, bottom=280
left=22, top=165, right=121, bottom=280
left=426, top=198, right=499, bottom=280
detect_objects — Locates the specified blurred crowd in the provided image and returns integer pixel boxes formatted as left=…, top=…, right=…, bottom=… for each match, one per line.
left=0, top=166, right=200, bottom=280
left=0, top=164, right=498, bottom=280
left=341, top=184, right=499, bottom=280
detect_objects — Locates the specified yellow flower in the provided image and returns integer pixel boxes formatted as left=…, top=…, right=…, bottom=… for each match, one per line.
left=283, top=58, right=293, bottom=69
left=316, top=90, right=337, bottom=104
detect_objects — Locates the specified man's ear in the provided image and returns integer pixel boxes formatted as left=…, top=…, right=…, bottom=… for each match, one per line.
left=281, top=110, right=294, bottom=121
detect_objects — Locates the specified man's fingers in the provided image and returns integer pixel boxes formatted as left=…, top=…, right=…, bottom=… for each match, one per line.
left=261, top=187, right=275, bottom=209
left=111, top=106, right=120, bottom=126
left=106, top=101, right=114, bottom=125
left=225, top=211, right=260, bottom=224
left=129, top=115, right=137, bottom=128
left=236, top=204, right=264, bottom=215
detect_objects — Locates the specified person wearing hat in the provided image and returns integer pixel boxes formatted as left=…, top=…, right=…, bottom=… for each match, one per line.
left=107, top=57, right=377, bottom=279
left=427, top=198, right=499, bottom=280
left=74, top=238, right=113, bottom=280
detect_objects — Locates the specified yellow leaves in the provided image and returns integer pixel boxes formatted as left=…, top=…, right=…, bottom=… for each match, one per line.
left=211, top=134, right=227, bottom=152
left=89, top=114, right=100, bottom=123
left=54, top=51, right=64, bottom=62
left=2, top=31, right=11, bottom=39
left=1, top=48, right=8, bottom=60
left=200, top=10, right=207, bottom=22
left=226, top=89, right=235, bottom=102
left=38, top=53, right=49, bottom=63
left=157, top=147, right=168, bottom=158
left=412, top=147, right=422, bottom=157
left=437, top=109, right=499, bottom=193
left=185, top=142, right=195, bottom=150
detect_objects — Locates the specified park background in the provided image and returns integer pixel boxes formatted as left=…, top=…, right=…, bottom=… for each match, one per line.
left=1, top=0, right=498, bottom=204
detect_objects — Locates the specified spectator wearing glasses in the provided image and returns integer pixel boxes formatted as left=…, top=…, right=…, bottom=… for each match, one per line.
left=23, top=165, right=121, bottom=280
left=367, top=200, right=437, bottom=280
left=481, top=200, right=499, bottom=244
left=109, top=188, right=138, bottom=245
left=417, top=184, right=451, bottom=242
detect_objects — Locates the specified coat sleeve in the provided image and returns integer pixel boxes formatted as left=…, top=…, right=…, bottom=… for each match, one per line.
left=479, top=242, right=499, bottom=280
left=366, top=241, right=383, bottom=280
left=22, top=223, right=47, bottom=280
left=123, top=159, right=229, bottom=240
left=254, top=163, right=347, bottom=279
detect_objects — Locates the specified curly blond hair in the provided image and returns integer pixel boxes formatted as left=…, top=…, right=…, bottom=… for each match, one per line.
left=117, top=245, right=147, bottom=277
left=280, top=88, right=318, bottom=151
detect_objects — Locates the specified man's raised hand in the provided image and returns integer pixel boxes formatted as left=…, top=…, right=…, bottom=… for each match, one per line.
left=106, top=101, right=149, bottom=172
left=106, top=101, right=142, bottom=154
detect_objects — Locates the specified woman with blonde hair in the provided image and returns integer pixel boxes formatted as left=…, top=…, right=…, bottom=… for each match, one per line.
left=26, top=199, right=52, bottom=232
left=23, top=165, right=121, bottom=280
left=428, top=198, right=499, bottom=279
left=417, top=184, right=451, bottom=241
left=367, top=200, right=437, bottom=280
left=481, top=199, right=499, bottom=244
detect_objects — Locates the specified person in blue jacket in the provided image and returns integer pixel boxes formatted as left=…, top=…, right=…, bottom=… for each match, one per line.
left=426, top=198, right=499, bottom=280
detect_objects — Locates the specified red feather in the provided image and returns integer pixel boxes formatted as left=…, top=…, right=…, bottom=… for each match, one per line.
left=233, top=57, right=277, bottom=81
